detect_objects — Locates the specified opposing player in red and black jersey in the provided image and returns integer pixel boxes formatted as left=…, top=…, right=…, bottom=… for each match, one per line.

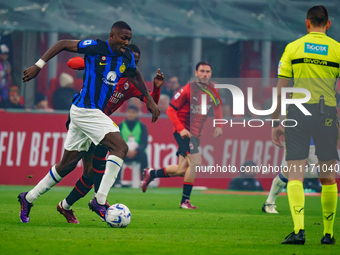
left=57, top=44, right=164, bottom=223
left=142, top=61, right=223, bottom=209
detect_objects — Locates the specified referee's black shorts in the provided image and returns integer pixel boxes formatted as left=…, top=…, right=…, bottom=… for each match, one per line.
left=173, top=131, right=200, bottom=157
left=285, top=103, right=339, bottom=162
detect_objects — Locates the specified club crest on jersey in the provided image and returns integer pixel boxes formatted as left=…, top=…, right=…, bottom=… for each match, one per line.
left=124, top=82, right=129, bottom=90
left=103, top=71, right=117, bottom=86
left=119, top=63, right=126, bottom=73
left=102, top=56, right=106, bottom=61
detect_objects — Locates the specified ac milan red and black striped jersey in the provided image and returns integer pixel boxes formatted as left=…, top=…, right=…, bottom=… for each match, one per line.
left=167, top=81, right=222, bottom=137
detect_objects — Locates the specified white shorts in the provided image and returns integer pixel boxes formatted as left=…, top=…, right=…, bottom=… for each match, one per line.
left=64, top=105, right=120, bottom=152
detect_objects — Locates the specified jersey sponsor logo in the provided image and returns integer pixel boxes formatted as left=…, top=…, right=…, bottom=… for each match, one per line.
left=303, top=58, right=328, bottom=66
left=304, top=43, right=328, bottom=55
left=174, top=92, right=180, bottom=100
left=103, top=71, right=117, bottom=86
left=191, top=104, right=212, bottom=114
left=109, top=92, right=125, bottom=103
left=119, top=63, right=126, bottom=73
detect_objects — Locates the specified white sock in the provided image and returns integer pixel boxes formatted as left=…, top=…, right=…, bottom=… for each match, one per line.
left=61, top=199, right=72, bottom=210
left=26, top=165, right=62, bottom=203
left=95, top=155, right=123, bottom=205
left=266, top=175, right=286, bottom=204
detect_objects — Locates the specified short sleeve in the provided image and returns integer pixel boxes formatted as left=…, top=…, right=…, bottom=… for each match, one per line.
left=77, top=39, right=99, bottom=55
left=278, top=44, right=293, bottom=79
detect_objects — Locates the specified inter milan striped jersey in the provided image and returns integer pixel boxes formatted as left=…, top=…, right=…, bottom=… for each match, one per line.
left=72, top=39, right=136, bottom=111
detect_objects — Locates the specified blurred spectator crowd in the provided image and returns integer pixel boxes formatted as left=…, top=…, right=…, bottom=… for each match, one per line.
left=2, top=39, right=339, bottom=117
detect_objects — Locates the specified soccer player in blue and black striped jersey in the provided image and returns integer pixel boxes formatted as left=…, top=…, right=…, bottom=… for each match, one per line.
left=18, top=21, right=160, bottom=223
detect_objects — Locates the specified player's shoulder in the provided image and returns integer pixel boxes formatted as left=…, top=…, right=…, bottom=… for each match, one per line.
left=209, top=81, right=219, bottom=91
left=181, top=83, right=191, bottom=95
left=183, top=82, right=191, bottom=91
left=78, top=39, right=101, bottom=48
left=123, top=49, right=134, bottom=61
left=172, top=84, right=189, bottom=101
left=285, top=36, right=305, bottom=50
left=324, top=35, right=340, bottom=48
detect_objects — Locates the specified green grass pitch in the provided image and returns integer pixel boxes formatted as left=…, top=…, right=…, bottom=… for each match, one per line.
left=0, top=185, right=339, bottom=255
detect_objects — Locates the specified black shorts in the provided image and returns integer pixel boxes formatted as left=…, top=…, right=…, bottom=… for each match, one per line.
left=285, top=104, right=339, bottom=161
left=173, top=132, right=200, bottom=157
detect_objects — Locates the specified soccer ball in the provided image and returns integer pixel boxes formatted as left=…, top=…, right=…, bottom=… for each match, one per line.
left=105, top=203, right=131, bottom=228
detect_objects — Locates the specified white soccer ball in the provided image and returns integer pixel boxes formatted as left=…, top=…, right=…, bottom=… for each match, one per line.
left=105, top=203, right=131, bottom=228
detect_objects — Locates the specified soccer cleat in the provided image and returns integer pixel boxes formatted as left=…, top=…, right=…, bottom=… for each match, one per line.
left=281, top=229, right=305, bottom=245
left=89, top=198, right=107, bottom=220
left=321, top=234, right=335, bottom=244
left=180, top=199, right=198, bottom=209
left=262, top=203, right=278, bottom=214
left=57, top=202, right=79, bottom=224
left=17, top=192, right=33, bottom=223
left=141, top=168, right=153, bottom=193
left=104, top=201, right=110, bottom=210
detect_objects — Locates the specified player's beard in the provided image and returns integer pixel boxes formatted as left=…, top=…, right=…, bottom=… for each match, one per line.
left=197, top=77, right=210, bottom=86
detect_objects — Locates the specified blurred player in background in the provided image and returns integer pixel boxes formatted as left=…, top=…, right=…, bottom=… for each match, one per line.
left=272, top=6, right=339, bottom=244
left=18, top=21, right=160, bottom=223
left=56, top=44, right=164, bottom=223
left=262, top=140, right=319, bottom=214
left=0, top=44, right=12, bottom=101
left=142, top=61, right=223, bottom=209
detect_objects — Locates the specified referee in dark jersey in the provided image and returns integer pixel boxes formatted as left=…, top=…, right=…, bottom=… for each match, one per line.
left=272, top=5, right=339, bottom=245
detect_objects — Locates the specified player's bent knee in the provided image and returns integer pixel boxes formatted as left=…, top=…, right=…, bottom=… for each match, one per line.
left=176, top=167, right=187, bottom=176
left=101, top=132, right=128, bottom=158
left=320, top=178, right=336, bottom=185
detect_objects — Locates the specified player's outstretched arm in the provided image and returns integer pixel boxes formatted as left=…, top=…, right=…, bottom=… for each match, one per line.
left=130, top=68, right=160, bottom=122
left=22, top=40, right=80, bottom=83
